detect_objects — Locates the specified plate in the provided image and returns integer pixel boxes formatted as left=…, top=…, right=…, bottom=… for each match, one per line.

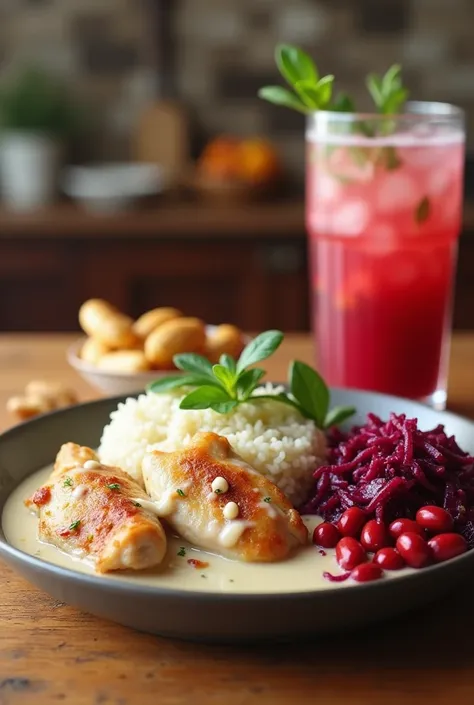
left=1, top=389, right=474, bottom=643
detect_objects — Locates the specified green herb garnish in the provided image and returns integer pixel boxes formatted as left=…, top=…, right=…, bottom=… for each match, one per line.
left=214, top=489, right=223, bottom=495
left=259, top=44, right=408, bottom=123
left=69, top=520, right=80, bottom=531
left=366, top=64, right=409, bottom=117
left=263, top=497, right=272, bottom=503
left=132, top=501, right=142, bottom=508
left=176, top=489, right=186, bottom=497
left=149, top=330, right=354, bottom=430
left=259, top=44, right=409, bottom=174
left=107, top=483, right=120, bottom=491
left=63, top=477, right=73, bottom=488
left=415, top=196, right=431, bottom=224
left=177, top=547, right=186, bottom=557
left=258, top=45, right=334, bottom=114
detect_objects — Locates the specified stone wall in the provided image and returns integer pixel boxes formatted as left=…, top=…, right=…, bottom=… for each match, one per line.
left=1, top=0, right=473, bottom=181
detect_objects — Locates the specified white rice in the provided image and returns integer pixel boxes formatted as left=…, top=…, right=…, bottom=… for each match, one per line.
left=98, top=384, right=326, bottom=506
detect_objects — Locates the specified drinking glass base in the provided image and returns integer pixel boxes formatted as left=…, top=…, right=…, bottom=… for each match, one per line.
left=420, top=389, right=447, bottom=411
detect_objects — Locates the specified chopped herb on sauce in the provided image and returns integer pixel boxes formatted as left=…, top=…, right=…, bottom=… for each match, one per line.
left=69, top=520, right=81, bottom=531
left=263, top=497, right=271, bottom=503
left=176, top=489, right=186, bottom=497
left=201, top=574, right=207, bottom=578
left=63, top=477, right=73, bottom=487
left=177, top=547, right=186, bottom=557
left=132, top=501, right=142, bottom=507
left=107, top=483, right=121, bottom=490
left=214, top=488, right=222, bottom=494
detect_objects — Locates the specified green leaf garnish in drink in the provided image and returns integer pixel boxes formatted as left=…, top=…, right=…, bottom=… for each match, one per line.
left=258, top=45, right=334, bottom=113
left=366, top=65, right=409, bottom=116
left=415, top=196, right=431, bottom=224
left=148, top=330, right=355, bottom=430
left=259, top=44, right=410, bottom=174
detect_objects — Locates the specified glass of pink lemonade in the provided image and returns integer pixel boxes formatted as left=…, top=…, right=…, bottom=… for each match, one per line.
left=306, top=103, right=465, bottom=408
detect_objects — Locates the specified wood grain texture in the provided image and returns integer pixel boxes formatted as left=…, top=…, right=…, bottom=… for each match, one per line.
left=1, top=200, right=474, bottom=239
left=0, top=333, right=474, bottom=705
left=0, top=201, right=305, bottom=239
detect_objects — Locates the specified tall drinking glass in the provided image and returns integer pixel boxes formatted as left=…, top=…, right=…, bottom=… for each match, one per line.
left=306, top=103, right=465, bottom=409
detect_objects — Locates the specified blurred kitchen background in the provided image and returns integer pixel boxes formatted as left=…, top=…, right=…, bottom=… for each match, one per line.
left=0, top=0, right=473, bottom=333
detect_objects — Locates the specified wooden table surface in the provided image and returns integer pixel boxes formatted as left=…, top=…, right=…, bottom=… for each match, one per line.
left=0, top=332, right=474, bottom=705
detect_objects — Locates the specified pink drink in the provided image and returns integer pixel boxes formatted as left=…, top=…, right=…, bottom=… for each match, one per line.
left=306, top=107, right=465, bottom=407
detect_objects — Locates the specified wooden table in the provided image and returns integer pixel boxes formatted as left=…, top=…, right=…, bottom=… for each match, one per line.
left=0, top=333, right=473, bottom=705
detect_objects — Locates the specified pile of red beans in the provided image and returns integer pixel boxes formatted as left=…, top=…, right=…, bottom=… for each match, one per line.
left=314, top=505, right=468, bottom=583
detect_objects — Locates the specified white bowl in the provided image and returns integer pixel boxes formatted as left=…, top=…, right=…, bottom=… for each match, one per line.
left=62, top=163, right=164, bottom=213
left=67, top=328, right=250, bottom=396
left=67, top=339, right=166, bottom=395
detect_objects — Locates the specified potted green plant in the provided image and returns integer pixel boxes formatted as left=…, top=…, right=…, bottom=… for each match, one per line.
left=0, top=66, right=77, bottom=210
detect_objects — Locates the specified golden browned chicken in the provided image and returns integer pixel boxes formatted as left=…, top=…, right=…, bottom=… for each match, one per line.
left=142, top=432, right=308, bottom=562
left=26, top=443, right=167, bottom=573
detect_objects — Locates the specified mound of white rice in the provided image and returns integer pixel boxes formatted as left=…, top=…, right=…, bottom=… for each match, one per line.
left=98, top=385, right=326, bottom=506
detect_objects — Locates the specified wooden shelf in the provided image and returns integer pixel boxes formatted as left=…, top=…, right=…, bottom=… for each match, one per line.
left=0, top=199, right=305, bottom=240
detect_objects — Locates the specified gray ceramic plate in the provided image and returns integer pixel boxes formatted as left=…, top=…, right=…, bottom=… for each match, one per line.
left=1, top=389, right=474, bottom=643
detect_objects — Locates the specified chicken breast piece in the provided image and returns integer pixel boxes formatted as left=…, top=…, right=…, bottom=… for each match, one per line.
left=142, top=432, right=308, bottom=562
left=51, top=442, right=98, bottom=480
left=26, top=443, right=167, bottom=573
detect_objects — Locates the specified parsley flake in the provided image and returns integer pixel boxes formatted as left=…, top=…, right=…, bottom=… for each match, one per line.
left=63, top=477, right=73, bottom=487
left=177, top=547, right=186, bottom=557
left=176, top=489, right=186, bottom=497
left=263, top=497, right=271, bottom=503
left=214, top=488, right=222, bottom=494
left=107, top=483, right=120, bottom=491
left=132, top=501, right=142, bottom=508
left=69, top=520, right=81, bottom=531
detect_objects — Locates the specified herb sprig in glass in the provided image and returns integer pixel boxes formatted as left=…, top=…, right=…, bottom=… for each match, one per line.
left=258, top=44, right=408, bottom=126
left=148, top=330, right=355, bottom=431
left=257, top=44, right=429, bottom=221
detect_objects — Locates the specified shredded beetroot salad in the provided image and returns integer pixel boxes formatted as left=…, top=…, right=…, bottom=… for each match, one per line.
left=301, top=413, right=474, bottom=548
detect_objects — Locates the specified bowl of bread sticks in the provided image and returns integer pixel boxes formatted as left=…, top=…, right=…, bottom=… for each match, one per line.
left=68, top=299, right=247, bottom=396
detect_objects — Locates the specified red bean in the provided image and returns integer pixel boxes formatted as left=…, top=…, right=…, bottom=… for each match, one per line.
left=428, top=533, right=468, bottom=563
left=373, top=547, right=405, bottom=571
left=337, top=508, right=367, bottom=538
left=351, top=562, right=384, bottom=583
left=416, top=506, right=453, bottom=534
left=360, top=519, right=389, bottom=552
left=336, top=537, right=367, bottom=571
left=389, top=518, right=425, bottom=539
left=396, top=532, right=432, bottom=569
left=313, top=522, right=340, bottom=549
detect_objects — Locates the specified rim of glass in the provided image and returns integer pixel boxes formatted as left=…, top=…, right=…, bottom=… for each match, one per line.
left=307, top=100, right=464, bottom=122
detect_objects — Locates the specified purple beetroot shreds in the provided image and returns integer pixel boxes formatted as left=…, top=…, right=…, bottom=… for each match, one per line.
left=323, top=571, right=351, bottom=583
left=411, top=461, right=438, bottom=492
left=364, top=477, right=408, bottom=513
left=402, top=422, right=414, bottom=464
left=301, top=412, right=474, bottom=548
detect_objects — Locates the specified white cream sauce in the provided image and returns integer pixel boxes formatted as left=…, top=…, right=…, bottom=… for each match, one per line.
left=72, top=485, right=88, bottom=500
left=218, top=520, right=253, bottom=548
left=2, top=465, right=414, bottom=594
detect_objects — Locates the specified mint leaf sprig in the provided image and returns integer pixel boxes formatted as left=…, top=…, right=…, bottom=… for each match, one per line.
left=148, top=330, right=355, bottom=431
left=258, top=44, right=409, bottom=123
left=366, top=64, right=409, bottom=116
left=258, top=44, right=334, bottom=114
